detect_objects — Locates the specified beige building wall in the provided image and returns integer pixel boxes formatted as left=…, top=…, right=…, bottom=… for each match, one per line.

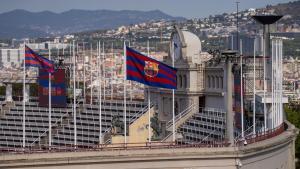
left=111, top=107, right=154, bottom=144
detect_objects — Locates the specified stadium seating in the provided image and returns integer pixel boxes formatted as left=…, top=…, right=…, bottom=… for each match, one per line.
left=0, top=98, right=147, bottom=149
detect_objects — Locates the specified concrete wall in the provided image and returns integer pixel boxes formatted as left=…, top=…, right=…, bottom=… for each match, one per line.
left=205, top=95, right=225, bottom=110
left=241, top=142, right=291, bottom=169
left=204, top=66, right=226, bottom=110
left=111, top=107, right=154, bottom=144
left=0, top=123, right=297, bottom=169
left=0, top=49, right=23, bottom=68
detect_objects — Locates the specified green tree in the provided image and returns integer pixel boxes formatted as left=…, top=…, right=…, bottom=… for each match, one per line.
left=150, top=113, right=161, bottom=140
left=285, top=106, right=300, bottom=168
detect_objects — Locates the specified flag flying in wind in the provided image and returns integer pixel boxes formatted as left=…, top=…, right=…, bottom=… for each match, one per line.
left=25, top=45, right=54, bottom=73
left=126, top=46, right=177, bottom=89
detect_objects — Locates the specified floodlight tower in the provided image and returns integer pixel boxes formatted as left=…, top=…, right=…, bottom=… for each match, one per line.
left=252, top=15, right=286, bottom=130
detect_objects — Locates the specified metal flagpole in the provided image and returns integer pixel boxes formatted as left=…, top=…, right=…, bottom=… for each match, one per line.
left=123, top=41, right=127, bottom=145
left=103, top=42, right=106, bottom=101
left=73, top=40, right=77, bottom=147
left=263, top=35, right=267, bottom=131
left=253, top=39, right=256, bottom=134
left=240, top=39, right=244, bottom=138
left=69, top=43, right=72, bottom=88
left=48, top=43, right=52, bottom=148
left=22, top=43, right=26, bottom=149
left=274, top=39, right=280, bottom=127
left=276, top=39, right=279, bottom=128
left=275, top=39, right=278, bottom=128
left=77, top=43, right=80, bottom=87
left=90, top=43, right=93, bottom=104
left=111, top=42, right=114, bottom=100
left=271, top=40, right=274, bottom=129
left=272, top=39, right=275, bottom=129
left=129, top=41, right=133, bottom=101
left=99, top=40, right=102, bottom=144
left=279, top=40, right=283, bottom=125
left=277, top=39, right=279, bottom=128
left=278, top=39, right=280, bottom=127
left=172, top=42, right=175, bottom=143
left=276, top=39, right=279, bottom=127
left=147, top=40, right=151, bottom=142
left=83, top=42, right=86, bottom=104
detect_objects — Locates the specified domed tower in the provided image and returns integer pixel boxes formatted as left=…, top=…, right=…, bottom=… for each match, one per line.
left=149, top=26, right=211, bottom=130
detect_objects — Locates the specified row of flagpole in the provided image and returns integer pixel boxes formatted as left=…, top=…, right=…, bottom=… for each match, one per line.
left=21, top=39, right=260, bottom=149
left=243, top=37, right=284, bottom=137
left=22, top=39, right=176, bottom=149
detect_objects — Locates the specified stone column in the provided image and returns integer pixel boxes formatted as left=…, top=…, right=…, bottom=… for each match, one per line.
left=5, top=83, right=13, bottom=102
left=24, top=84, right=30, bottom=102
left=225, top=59, right=234, bottom=146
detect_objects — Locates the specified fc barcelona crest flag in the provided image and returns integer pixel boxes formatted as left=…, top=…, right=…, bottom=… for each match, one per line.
left=126, top=46, right=177, bottom=89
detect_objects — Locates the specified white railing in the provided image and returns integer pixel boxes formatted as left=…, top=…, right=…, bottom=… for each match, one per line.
left=166, top=103, right=195, bottom=130
left=129, top=103, right=153, bottom=124
left=29, top=109, right=72, bottom=147
left=234, top=124, right=254, bottom=144
left=98, top=102, right=154, bottom=144
left=161, top=132, right=173, bottom=142
left=199, top=130, right=218, bottom=144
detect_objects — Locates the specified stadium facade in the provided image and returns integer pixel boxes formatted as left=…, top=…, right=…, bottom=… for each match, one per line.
left=0, top=24, right=298, bottom=169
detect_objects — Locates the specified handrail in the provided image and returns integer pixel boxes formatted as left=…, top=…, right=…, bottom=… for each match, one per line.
left=234, top=124, right=254, bottom=143
left=235, top=123, right=285, bottom=146
left=29, top=109, right=72, bottom=147
left=166, top=103, right=195, bottom=129
left=129, top=103, right=153, bottom=124
left=162, top=104, right=195, bottom=141
left=161, top=132, right=173, bottom=142
left=98, top=103, right=153, bottom=144
left=0, top=141, right=230, bottom=154
left=199, top=130, right=217, bottom=144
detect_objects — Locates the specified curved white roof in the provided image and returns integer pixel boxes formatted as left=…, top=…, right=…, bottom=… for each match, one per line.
left=182, top=31, right=202, bottom=63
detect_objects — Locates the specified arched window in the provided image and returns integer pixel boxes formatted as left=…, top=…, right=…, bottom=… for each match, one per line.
left=207, top=76, right=211, bottom=88
left=179, top=75, right=182, bottom=88
left=183, top=75, right=187, bottom=88
left=216, top=76, right=219, bottom=88
left=212, top=76, right=215, bottom=88
left=220, top=76, right=223, bottom=89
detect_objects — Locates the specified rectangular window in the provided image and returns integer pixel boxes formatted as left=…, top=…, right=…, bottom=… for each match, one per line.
left=17, top=50, right=20, bottom=62
left=7, top=50, right=10, bottom=62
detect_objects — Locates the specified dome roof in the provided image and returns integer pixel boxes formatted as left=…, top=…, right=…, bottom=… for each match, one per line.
left=182, top=31, right=202, bottom=62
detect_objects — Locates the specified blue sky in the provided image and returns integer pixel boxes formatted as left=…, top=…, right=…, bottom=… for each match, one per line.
left=0, top=0, right=294, bottom=18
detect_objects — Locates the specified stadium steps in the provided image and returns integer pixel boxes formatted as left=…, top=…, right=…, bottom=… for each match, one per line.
left=52, top=101, right=148, bottom=147
left=162, top=106, right=226, bottom=143
left=161, top=104, right=196, bottom=142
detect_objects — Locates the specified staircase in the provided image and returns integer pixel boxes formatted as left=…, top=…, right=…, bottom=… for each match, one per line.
left=101, top=103, right=154, bottom=145
left=0, top=102, right=15, bottom=118
left=30, top=108, right=73, bottom=148
left=162, top=104, right=196, bottom=142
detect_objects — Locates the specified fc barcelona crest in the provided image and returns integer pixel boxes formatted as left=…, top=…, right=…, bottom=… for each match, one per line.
left=144, top=61, right=159, bottom=77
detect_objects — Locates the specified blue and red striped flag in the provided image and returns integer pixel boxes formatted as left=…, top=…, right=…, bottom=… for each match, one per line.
left=126, top=46, right=177, bottom=89
left=25, top=45, right=54, bottom=73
